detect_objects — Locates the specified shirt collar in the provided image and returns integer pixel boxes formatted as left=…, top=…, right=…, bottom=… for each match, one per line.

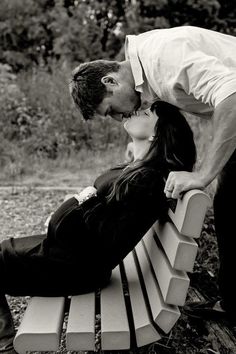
left=125, top=35, right=144, bottom=93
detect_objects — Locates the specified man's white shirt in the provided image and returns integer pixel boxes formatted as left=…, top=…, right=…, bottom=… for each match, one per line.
left=125, top=26, right=236, bottom=118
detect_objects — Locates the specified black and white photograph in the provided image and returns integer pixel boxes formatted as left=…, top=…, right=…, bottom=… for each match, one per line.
left=0, top=1, right=236, bottom=353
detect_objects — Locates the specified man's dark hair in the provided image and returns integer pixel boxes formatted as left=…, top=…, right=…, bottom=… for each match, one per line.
left=69, top=60, right=120, bottom=120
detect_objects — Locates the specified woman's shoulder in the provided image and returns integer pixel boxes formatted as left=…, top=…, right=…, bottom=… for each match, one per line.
left=94, top=165, right=124, bottom=191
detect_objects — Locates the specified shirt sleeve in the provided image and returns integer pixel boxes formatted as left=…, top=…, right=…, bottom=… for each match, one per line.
left=163, top=40, right=236, bottom=108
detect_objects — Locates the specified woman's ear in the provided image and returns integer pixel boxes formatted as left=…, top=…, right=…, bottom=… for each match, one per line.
left=148, top=135, right=155, bottom=142
left=101, top=76, right=118, bottom=92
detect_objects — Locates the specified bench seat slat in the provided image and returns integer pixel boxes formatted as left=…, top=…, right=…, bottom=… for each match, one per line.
left=14, top=296, right=65, bottom=354
left=123, top=251, right=161, bottom=347
left=100, top=265, right=130, bottom=350
left=142, top=234, right=189, bottom=306
left=153, top=221, right=198, bottom=272
left=135, top=241, right=180, bottom=333
left=66, top=292, right=95, bottom=351
left=168, top=189, right=210, bottom=238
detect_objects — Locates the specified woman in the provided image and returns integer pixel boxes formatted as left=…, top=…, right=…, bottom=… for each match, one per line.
left=0, top=101, right=196, bottom=354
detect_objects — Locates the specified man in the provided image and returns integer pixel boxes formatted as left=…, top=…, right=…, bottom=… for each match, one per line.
left=69, top=26, right=236, bottom=322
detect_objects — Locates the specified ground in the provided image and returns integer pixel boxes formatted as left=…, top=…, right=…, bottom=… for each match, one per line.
left=1, top=187, right=236, bottom=354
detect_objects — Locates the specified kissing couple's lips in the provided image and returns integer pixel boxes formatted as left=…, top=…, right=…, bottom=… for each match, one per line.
left=122, top=113, right=136, bottom=122
left=122, top=112, right=140, bottom=124
left=134, top=101, right=141, bottom=111
left=122, top=102, right=141, bottom=118
left=122, top=116, right=131, bottom=123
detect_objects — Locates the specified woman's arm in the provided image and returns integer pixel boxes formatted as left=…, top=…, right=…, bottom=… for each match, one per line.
left=45, top=186, right=97, bottom=231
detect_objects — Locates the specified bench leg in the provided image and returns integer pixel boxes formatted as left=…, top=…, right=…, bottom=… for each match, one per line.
left=0, top=295, right=16, bottom=354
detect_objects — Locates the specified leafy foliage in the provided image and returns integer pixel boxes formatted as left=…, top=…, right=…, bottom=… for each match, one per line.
left=0, top=0, right=235, bottom=70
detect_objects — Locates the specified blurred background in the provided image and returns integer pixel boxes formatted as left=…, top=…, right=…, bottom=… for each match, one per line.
left=0, top=0, right=235, bottom=187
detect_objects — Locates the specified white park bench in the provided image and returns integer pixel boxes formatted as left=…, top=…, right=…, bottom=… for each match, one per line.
left=13, top=189, right=210, bottom=353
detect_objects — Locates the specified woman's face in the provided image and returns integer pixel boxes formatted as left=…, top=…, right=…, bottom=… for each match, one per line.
left=123, top=108, right=158, bottom=140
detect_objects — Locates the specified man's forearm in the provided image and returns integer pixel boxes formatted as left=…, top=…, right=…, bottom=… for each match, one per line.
left=198, top=93, right=236, bottom=185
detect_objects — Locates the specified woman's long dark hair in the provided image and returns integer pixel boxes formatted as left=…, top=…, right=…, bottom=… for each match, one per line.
left=107, top=101, right=197, bottom=202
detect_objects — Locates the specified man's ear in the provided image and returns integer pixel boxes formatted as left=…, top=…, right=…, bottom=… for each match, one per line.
left=101, top=76, right=118, bottom=92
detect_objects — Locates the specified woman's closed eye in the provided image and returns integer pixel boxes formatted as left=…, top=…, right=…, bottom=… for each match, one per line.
left=144, top=108, right=152, bottom=117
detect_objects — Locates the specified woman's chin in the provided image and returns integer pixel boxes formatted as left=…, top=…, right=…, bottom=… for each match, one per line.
left=124, top=121, right=136, bottom=140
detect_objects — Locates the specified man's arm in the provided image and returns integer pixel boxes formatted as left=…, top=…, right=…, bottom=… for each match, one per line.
left=165, top=93, right=236, bottom=199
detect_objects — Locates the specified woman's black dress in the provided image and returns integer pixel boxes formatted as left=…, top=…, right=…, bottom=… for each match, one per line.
left=0, top=167, right=167, bottom=296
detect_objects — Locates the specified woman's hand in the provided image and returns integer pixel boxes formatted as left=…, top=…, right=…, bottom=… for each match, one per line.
left=44, top=212, right=53, bottom=231
left=44, top=187, right=97, bottom=232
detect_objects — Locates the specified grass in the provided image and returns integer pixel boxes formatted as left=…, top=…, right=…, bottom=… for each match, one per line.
left=0, top=145, right=127, bottom=188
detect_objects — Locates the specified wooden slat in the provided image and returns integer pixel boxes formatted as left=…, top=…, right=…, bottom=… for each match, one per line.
left=14, top=297, right=65, bottom=354
left=143, top=233, right=189, bottom=306
left=123, top=251, right=161, bottom=347
left=135, top=241, right=180, bottom=333
left=168, top=190, right=211, bottom=238
left=100, top=266, right=130, bottom=350
left=66, top=292, right=95, bottom=351
left=153, top=221, right=198, bottom=272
